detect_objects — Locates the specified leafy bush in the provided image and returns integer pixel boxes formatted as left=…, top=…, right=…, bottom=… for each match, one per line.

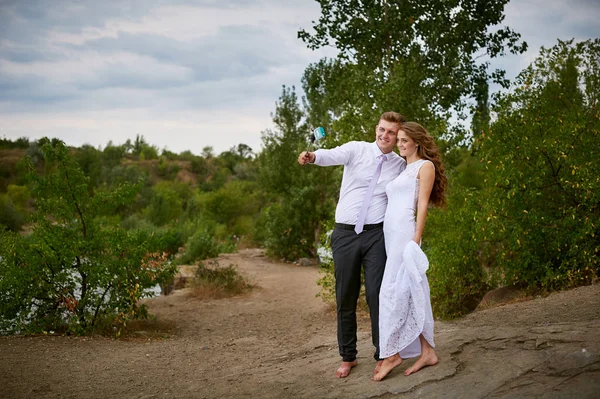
left=121, top=215, right=187, bottom=256
left=0, top=141, right=176, bottom=336
left=145, top=181, right=183, bottom=226
left=425, top=187, right=490, bottom=319
left=0, top=194, right=25, bottom=232
left=190, top=259, right=252, bottom=299
left=157, top=156, right=180, bottom=179
left=255, top=86, right=338, bottom=260
left=478, top=39, right=600, bottom=291
left=6, top=184, right=31, bottom=210
left=173, top=228, right=237, bottom=265
left=0, top=136, right=30, bottom=149
left=256, top=199, right=313, bottom=260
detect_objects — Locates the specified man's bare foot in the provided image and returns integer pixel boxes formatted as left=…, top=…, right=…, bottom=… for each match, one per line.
left=372, top=354, right=402, bottom=381
left=335, top=360, right=358, bottom=378
left=404, top=351, right=438, bottom=376
left=373, top=360, right=383, bottom=376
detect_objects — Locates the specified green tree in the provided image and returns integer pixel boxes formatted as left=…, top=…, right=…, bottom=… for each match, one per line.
left=145, top=181, right=185, bottom=226
left=202, top=180, right=260, bottom=228
left=299, top=0, right=527, bottom=143
left=102, top=142, right=125, bottom=170
left=478, top=39, right=600, bottom=290
left=74, top=144, right=102, bottom=190
left=0, top=140, right=175, bottom=335
left=0, top=194, right=25, bottom=232
left=139, top=145, right=159, bottom=161
left=0, top=136, right=29, bottom=149
left=256, top=86, right=338, bottom=259
left=425, top=186, right=489, bottom=318
left=132, top=134, right=149, bottom=156
left=6, top=184, right=30, bottom=211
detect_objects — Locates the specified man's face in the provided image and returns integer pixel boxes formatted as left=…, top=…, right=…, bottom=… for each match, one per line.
left=375, top=119, right=400, bottom=154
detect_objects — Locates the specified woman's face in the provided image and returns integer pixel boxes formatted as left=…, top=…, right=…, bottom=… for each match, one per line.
left=397, top=129, right=418, bottom=158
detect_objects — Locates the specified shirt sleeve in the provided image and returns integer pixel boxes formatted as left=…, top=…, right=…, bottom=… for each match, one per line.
left=313, top=141, right=359, bottom=166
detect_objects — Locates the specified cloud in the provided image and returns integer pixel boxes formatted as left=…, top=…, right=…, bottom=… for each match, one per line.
left=484, top=0, right=600, bottom=95
left=0, top=0, right=324, bottom=113
left=2, top=0, right=597, bottom=155
left=0, top=0, right=329, bottom=154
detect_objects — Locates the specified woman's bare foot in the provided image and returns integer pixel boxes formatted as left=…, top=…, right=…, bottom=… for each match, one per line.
left=373, top=360, right=383, bottom=376
left=372, top=354, right=402, bottom=381
left=335, top=360, right=358, bottom=378
left=404, top=337, right=438, bottom=376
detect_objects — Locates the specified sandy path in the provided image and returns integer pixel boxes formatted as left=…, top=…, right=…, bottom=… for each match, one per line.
left=1, top=248, right=599, bottom=398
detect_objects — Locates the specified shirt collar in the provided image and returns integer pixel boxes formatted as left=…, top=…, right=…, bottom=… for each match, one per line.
left=371, top=141, right=389, bottom=161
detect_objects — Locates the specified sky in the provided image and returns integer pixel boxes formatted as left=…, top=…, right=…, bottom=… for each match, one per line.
left=1, top=0, right=599, bottom=156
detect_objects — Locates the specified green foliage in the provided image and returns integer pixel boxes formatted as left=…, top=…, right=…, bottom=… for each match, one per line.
left=0, top=194, right=26, bottom=232
left=201, top=180, right=261, bottom=227
left=139, top=145, right=159, bottom=161
left=453, top=151, right=485, bottom=190
left=157, top=156, right=180, bottom=179
left=174, top=229, right=236, bottom=265
left=0, top=147, right=27, bottom=191
left=74, top=144, right=102, bottom=189
left=299, top=0, right=527, bottom=141
left=131, top=135, right=159, bottom=160
left=123, top=218, right=187, bottom=256
left=0, top=136, right=30, bottom=149
left=0, top=184, right=32, bottom=231
left=425, top=187, right=490, bottom=318
left=0, top=140, right=176, bottom=336
left=102, top=142, right=126, bottom=169
left=257, top=200, right=309, bottom=260
left=477, top=39, right=600, bottom=290
left=6, top=184, right=31, bottom=210
left=185, top=230, right=218, bottom=262
left=145, top=181, right=184, bottom=226
left=256, top=86, right=338, bottom=260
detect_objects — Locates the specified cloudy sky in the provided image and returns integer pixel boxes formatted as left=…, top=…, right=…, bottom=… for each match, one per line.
left=1, top=0, right=599, bottom=155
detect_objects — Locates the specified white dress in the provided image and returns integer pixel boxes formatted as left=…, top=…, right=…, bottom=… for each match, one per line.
left=379, top=159, right=435, bottom=359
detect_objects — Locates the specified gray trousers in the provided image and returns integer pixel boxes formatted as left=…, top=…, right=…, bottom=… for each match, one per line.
left=331, top=225, right=386, bottom=362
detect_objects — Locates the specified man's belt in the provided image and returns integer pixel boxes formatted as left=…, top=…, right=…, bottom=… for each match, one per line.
left=334, top=222, right=384, bottom=231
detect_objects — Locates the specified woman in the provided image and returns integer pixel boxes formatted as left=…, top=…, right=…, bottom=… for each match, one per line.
left=373, top=121, right=447, bottom=381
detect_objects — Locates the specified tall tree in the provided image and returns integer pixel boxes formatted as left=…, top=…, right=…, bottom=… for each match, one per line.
left=299, top=0, right=527, bottom=142
left=256, top=86, right=339, bottom=259
left=478, top=39, right=600, bottom=289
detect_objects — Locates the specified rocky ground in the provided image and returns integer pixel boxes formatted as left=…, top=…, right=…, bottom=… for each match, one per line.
left=1, top=248, right=599, bottom=398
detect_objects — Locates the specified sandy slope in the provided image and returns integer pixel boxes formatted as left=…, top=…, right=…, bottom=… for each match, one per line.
left=1, top=248, right=598, bottom=398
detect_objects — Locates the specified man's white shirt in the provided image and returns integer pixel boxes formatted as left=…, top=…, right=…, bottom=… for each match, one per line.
left=314, top=141, right=406, bottom=225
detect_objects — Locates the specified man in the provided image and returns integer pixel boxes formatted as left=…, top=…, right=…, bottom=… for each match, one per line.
left=298, top=112, right=406, bottom=378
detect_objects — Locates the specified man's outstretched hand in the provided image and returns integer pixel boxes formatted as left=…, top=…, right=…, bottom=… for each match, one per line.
left=298, top=151, right=315, bottom=165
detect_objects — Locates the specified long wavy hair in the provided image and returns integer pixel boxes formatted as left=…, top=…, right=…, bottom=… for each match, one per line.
left=400, top=122, right=448, bottom=208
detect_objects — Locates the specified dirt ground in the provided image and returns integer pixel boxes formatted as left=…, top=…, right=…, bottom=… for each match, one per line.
left=1, top=248, right=599, bottom=398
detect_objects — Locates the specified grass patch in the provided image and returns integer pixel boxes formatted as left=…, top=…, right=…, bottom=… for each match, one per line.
left=190, top=259, right=253, bottom=299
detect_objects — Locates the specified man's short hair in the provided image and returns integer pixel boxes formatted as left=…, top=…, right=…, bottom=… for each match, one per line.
left=380, top=111, right=406, bottom=125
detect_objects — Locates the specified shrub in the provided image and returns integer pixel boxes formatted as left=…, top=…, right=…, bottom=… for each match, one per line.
left=0, top=141, right=176, bottom=336
left=479, top=39, right=600, bottom=291
left=145, top=181, right=183, bottom=226
left=189, top=259, right=252, bottom=299
left=173, top=225, right=239, bottom=265
left=121, top=215, right=187, bottom=256
left=0, top=194, right=25, bottom=232
left=425, top=187, right=490, bottom=319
